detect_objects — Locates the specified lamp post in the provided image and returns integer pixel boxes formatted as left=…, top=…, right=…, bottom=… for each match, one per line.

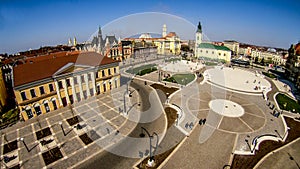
left=139, top=127, right=159, bottom=167
left=274, top=129, right=281, bottom=139
left=123, top=91, right=127, bottom=114
left=245, top=139, right=253, bottom=153
left=59, top=122, right=66, bottom=136
left=19, top=137, right=29, bottom=152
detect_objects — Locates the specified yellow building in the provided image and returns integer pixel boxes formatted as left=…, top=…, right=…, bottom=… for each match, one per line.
left=13, top=51, right=120, bottom=120
left=0, top=68, right=8, bottom=112
left=124, top=24, right=181, bottom=56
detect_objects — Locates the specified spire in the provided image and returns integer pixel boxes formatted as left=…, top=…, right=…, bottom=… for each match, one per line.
left=73, top=37, right=77, bottom=46
left=68, top=38, right=72, bottom=46
left=162, top=24, right=167, bottom=37
left=197, top=22, right=202, bottom=33
left=118, top=37, right=121, bottom=44
left=98, top=26, right=102, bottom=37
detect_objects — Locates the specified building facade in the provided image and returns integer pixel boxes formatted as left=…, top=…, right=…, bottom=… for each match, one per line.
left=223, top=40, right=239, bottom=57
left=285, top=43, right=300, bottom=89
left=194, top=22, right=232, bottom=62
left=13, top=51, right=120, bottom=120
left=0, top=68, right=8, bottom=112
left=124, top=24, right=181, bottom=56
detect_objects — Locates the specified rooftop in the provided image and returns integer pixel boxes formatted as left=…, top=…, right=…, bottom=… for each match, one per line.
left=13, top=51, right=118, bottom=87
left=198, top=43, right=231, bottom=51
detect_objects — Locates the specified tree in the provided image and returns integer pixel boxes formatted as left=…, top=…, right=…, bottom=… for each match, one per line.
left=260, top=57, right=265, bottom=66
left=180, top=45, right=190, bottom=52
left=254, top=57, right=259, bottom=63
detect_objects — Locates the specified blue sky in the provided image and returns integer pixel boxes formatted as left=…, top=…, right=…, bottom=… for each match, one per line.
left=0, top=0, right=299, bottom=54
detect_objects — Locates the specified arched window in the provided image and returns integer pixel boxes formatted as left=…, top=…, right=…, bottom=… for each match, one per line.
left=25, top=106, right=33, bottom=119
left=50, top=98, right=58, bottom=110
left=33, top=103, right=42, bottom=115
left=43, top=100, right=50, bottom=113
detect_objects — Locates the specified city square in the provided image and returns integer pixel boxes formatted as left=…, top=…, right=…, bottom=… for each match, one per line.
left=1, top=1, right=300, bottom=169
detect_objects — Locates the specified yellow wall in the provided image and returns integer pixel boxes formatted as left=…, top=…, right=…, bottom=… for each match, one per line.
left=16, top=65, right=120, bottom=121
left=0, top=69, right=7, bottom=111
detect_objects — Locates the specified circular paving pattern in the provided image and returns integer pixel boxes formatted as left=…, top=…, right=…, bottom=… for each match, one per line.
left=209, top=99, right=244, bottom=117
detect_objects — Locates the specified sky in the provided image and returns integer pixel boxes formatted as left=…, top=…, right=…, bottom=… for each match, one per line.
left=0, top=0, right=299, bottom=54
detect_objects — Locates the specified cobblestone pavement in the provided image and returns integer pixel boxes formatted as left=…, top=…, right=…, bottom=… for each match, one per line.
left=0, top=85, right=138, bottom=169
left=162, top=67, right=288, bottom=168
left=1, top=63, right=298, bottom=169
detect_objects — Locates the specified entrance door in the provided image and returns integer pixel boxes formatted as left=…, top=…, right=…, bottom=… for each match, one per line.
left=25, top=109, right=33, bottom=119
left=62, top=97, right=68, bottom=107
left=52, top=100, right=57, bottom=110
left=34, top=106, right=42, bottom=115
left=44, top=103, right=50, bottom=112
left=103, top=84, right=106, bottom=92
left=97, top=85, right=100, bottom=94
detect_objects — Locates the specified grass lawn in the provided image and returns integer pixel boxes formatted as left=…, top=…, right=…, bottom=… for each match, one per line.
left=126, top=64, right=157, bottom=75
left=262, top=71, right=277, bottom=78
left=163, top=73, right=195, bottom=85
left=136, top=67, right=157, bottom=76
left=164, top=58, right=181, bottom=63
left=275, top=93, right=300, bottom=113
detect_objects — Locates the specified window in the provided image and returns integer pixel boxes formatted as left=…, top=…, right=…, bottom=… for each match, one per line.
left=114, top=67, right=117, bottom=74
left=108, top=69, right=111, bottom=75
left=21, top=92, right=27, bottom=101
left=224, top=53, right=226, bottom=56
left=212, top=51, right=214, bottom=54
left=58, top=81, right=63, bottom=89
left=39, top=86, right=45, bottom=95
left=102, top=70, right=105, bottom=77
left=25, top=109, right=33, bottom=119
left=30, top=89, right=36, bottom=98
left=44, top=103, right=50, bottom=112
left=200, top=50, right=202, bottom=53
left=95, top=72, right=99, bottom=79
left=52, top=100, right=57, bottom=110
left=34, top=106, right=42, bottom=115
left=219, top=53, right=221, bottom=56
left=206, top=50, right=208, bottom=54
left=49, top=84, right=54, bottom=92
left=66, top=79, right=71, bottom=87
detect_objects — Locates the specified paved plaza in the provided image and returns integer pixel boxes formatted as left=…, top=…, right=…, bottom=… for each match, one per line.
left=1, top=61, right=299, bottom=169
left=205, top=67, right=271, bottom=94
left=0, top=85, right=141, bottom=169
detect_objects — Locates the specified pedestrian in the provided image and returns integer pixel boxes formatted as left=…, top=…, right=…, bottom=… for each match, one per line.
left=199, top=119, right=203, bottom=125
left=189, top=122, right=194, bottom=129
left=185, top=122, right=189, bottom=129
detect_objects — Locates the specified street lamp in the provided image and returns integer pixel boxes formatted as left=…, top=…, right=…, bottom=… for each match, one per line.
left=245, top=139, right=253, bottom=153
left=123, top=91, right=127, bottom=114
left=274, top=129, right=282, bottom=140
left=59, top=122, right=66, bottom=136
left=139, top=127, right=159, bottom=167
left=19, top=137, right=29, bottom=152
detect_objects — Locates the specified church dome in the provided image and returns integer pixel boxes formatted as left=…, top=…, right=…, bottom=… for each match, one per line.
left=139, top=33, right=152, bottom=39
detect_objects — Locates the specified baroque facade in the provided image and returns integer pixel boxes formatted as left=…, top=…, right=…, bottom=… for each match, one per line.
left=13, top=51, right=120, bottom=120
left=194, top=22, right=232, bottom=62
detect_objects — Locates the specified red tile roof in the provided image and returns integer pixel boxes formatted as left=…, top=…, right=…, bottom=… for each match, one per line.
left=165, top=32, right=177, bottom=38
left=13, top=51, right=119, bottom=87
